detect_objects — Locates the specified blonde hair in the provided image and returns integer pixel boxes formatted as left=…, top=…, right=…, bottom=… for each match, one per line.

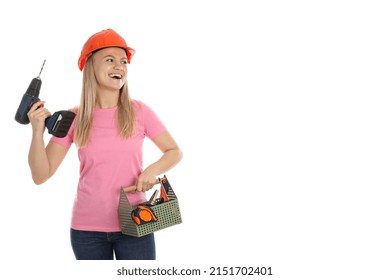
left=74, top=55, right=136, bottom=148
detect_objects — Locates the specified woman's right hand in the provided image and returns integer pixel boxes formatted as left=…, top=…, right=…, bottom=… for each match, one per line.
left=27, top=101, right=51, bottom=135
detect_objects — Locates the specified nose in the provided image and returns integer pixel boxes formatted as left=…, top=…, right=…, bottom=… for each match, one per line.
left=114, top=63, right=123, bottom=70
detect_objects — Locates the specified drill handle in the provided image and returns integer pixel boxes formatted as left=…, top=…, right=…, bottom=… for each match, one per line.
left=14, top=94, right=40, bottom=124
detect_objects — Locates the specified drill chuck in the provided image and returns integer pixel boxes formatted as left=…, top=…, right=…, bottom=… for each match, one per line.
left=26, top=77, right=42, bottom=97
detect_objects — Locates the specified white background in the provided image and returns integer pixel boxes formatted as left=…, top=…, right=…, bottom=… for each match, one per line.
left=1, top=0, right=390, bottom=279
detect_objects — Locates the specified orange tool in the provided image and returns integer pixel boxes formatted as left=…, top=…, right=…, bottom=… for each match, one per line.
left=132, top=205, right=158, bottom=225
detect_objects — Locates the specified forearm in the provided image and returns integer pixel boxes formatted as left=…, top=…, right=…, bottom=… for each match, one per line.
left=28, top=132, right=50, bottom=185
left=135, top=131, right=183, bottom=192
left=144, top=149, right=183, bottom=176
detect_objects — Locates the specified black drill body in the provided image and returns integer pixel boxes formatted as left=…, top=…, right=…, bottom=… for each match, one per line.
left=15, top=61, right=76, bottom=138
left=15, top=77, right=42, bottom=124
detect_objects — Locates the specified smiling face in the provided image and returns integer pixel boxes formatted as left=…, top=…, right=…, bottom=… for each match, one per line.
left=92, top=47, right=128, bottom=93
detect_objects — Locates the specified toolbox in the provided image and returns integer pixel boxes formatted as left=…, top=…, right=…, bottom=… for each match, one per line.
left=118, top=175, right=182, bottom=237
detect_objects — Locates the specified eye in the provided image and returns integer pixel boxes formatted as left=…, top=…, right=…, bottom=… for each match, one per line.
left=106, top=58, right=114, bottom=62
left=121, top=60, right=128, bottom=65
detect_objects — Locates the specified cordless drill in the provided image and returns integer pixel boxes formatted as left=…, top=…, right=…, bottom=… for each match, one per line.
left=15, top=60, right=76, bottom=138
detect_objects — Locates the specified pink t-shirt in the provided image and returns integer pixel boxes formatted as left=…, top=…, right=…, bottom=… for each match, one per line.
left=50, top=100, right=166, bottom=232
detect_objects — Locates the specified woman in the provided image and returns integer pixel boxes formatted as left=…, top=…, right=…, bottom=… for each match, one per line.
left=27, top=29, right=183, bottom=260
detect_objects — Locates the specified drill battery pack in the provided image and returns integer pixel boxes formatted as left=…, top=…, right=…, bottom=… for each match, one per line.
left=45, top=110, right=76, bottom=138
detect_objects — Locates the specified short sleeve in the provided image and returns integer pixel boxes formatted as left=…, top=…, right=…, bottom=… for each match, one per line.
left=140, top=101, right=166, bottom=139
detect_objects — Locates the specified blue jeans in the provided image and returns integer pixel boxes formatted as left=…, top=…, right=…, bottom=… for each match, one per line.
left=70, top=228, right=156, bottom=260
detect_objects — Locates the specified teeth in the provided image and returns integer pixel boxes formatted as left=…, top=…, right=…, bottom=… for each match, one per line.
left=109, top=73, right=122, bottom=79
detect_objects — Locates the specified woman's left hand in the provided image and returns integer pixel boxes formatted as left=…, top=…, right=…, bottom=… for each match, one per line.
left=135, top=170, right=159, bottom=192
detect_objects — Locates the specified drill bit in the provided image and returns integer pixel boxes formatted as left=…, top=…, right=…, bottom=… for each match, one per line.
left=37, top=59, right=46, bottom=78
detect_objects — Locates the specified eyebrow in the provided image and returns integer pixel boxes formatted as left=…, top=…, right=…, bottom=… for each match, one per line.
left=104, top=55, right=127, bottom=60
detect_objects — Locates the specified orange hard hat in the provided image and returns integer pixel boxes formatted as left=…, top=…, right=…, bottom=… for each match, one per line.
left=78, top=29, right=136, bottom=71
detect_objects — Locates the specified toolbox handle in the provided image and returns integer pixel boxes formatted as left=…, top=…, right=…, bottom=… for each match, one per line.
left=123, top=179, right=161, bottom=193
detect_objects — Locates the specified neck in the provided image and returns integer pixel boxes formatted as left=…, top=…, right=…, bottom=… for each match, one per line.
left=95, top=89, right=120, bottom=109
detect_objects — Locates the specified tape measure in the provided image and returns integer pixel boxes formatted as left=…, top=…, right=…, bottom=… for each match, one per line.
left=131, top=205, right=158, bottom=225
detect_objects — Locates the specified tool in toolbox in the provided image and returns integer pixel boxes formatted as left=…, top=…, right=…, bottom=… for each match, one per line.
left=123, top=177, right=176, bottom=203
left=132, top=205, right=158, bottom=225
left=160, top=175, right=177, bottom=201
left=126, top=178, right=170, bottom=225
left=144, top=189, right=164, bottom=206
left=118, top=175, right=182, bottom=237
left=131, top=188, right=161, bottom=225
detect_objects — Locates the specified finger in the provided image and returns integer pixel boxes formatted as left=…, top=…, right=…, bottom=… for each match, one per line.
left=145, top=181, right=156, bottom=192
left=28, top=103, right=46, bottom=119
left=136, top=181, right=143, bottom=192
left=30, top=109, right=50, bottom=120
left=135, top=178, right=159, bottom=192
left=31, top=107, right=48, bottom=115
left=123, top=185, right=137, bottom=193
left=29, top=101, right=45, bottom=112
left=141, top=181, right=152, bottom=192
